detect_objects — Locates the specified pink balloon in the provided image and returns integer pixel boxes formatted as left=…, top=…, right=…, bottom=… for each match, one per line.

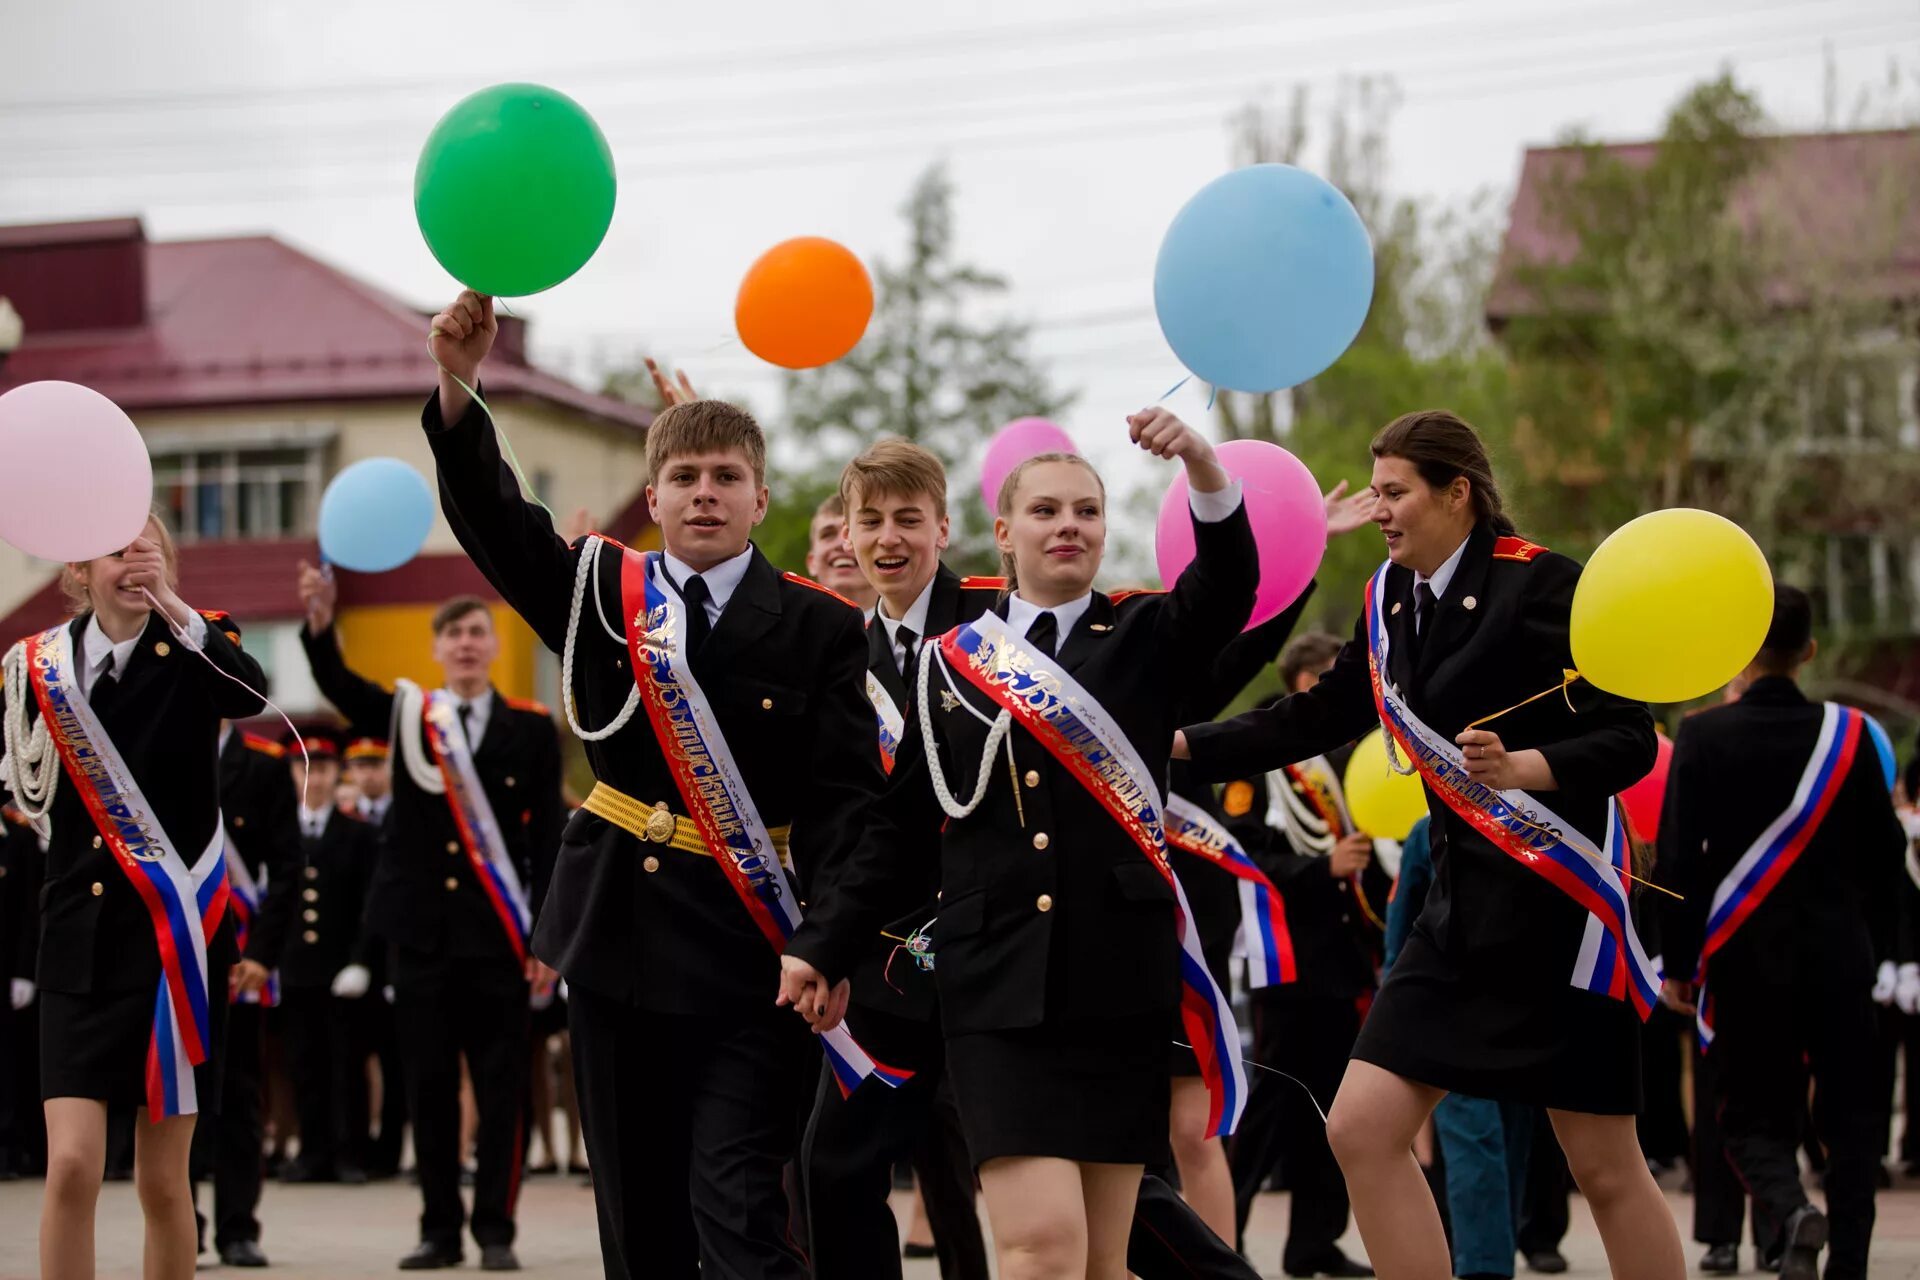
left=0, top=382, right=153, bottom=561
left=980, top=417, right=1076, bottom=516
left=1156, top=438, right=1326, bottom=630
left=1619, top=731, right=1674, bottom=844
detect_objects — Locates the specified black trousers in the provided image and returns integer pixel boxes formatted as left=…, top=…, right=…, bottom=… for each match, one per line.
left=1691, top=1030, right=1764, bottom=1248
left=800, top=1006, right=987, bottom=1280
left=278, top=987, right=368, bottom=1174
left=568, top=986, right=811, bottom=1280
left=362, top=993, right=409, bottom=1174
left=1517, top=1114, right=1569, bottom=1255
left=395, top=966, right=530, bottom=1251
left=1714, top=979, right=1882, bottom=1280
left=1637, top=1005, right=1690, bottom=1166
left=1872, top=1006, right=1920, bottom=1163
left=191, top=1003, right=266, bottom=1248
left=1131, top=1171, right=1262, bottom=1280
left=1228, top=992, right=1358, bottom=1271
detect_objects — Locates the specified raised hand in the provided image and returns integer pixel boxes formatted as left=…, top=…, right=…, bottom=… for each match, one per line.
left=645, top=357, right=699, bottom=408
left=120, top=536, right=189, bottom=626
left=1126, top=406, right=1229, bottom=493
left=429, top=290, right=498, bottom=387
left=297, top=559, right=337, bottom=633
left=1324, top=480, right=1379, bottom=536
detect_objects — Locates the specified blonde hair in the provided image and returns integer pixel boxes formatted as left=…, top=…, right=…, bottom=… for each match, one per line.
left=61, top=509, right=178, bottom=616
left=646, top=400, right=767, bottom=486
left=993, top=452, right=1105, bottom=590
left=840, top=438, right=950, bottom=520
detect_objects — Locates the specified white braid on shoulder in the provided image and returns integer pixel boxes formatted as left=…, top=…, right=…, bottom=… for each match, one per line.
left=391, top=679, right=447, bottom=796
left=914, top=637, right=1016, bottom=820
left=561, top=535, right=640, bottom=742
left=0, top=642, right=56, bottom=835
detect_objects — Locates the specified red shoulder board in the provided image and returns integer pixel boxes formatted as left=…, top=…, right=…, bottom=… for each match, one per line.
left=1109, top=587, right=1168, bottom=606
left=506, top=696, right=553, bottom=717
left=958, top=576, right=1006, bottom=591
left=242, top=733, right=285, bottom=759
left=1491, top=536, right=1548, bottom=563
left=781, top=571, right=859, bottom=610
left=199, top=608, right=242, bottom=639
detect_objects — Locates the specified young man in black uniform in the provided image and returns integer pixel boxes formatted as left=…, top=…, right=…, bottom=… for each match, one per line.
left=1220, top=630, right=1386, bottom=1280
left=341, top=736, right=408, bottom=1179
left=1658, top=586, right=1908, bottom=1280
left=805, top=490, right=878, bottom=616
left=296, top=575, right=564, bottom=1272
left=190, top=724, right=301, bottom=1267
left=420, top=291, right=884, bottom=1280
left=276, top=732, right=380, bottom=1187
left=800, top=439, right=994, bottom=1280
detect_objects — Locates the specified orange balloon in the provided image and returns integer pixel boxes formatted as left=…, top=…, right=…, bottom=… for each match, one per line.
left=735, top=237, right=874, bottom=369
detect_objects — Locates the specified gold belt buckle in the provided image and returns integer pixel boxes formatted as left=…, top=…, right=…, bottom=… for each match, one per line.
left=642, top=802, right=676, bottom=844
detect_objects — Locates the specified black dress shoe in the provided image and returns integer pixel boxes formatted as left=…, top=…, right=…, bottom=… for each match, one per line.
left=338, top=1164, right=369, bottom=1186
left=1777, top=1204, right=1827, bottom=1280
left=279, top=1158, right=335, bottom=1184
left=1699, top=1242, right=1738, bottom=1274
left=398, top=1241, right=464, bottom=1270
left=479, top=1244, right=520, bottom=1271
left=220, top=1240, right=270, bottom=1268
left=1285, top=1253, right=1375, bottom=1278
left=1524, top=1250, right=1568, bottom=1275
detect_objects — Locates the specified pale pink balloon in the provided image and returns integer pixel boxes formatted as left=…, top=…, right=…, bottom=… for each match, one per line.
left=0, top=382, right=154, bottom=561
left=980, top=417, right=1077, bottom=516
left=1156, top=438, right=1326, bottom=629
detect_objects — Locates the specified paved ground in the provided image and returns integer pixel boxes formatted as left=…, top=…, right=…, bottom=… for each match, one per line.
left=7, top=1172, right=1920, bottom=1279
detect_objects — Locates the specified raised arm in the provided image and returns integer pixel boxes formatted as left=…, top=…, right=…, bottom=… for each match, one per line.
left=421, top=290, right=579, bottom=654
left=296, top=561, right=397, bottom=736
left=124, top=534, right=267, bottom=720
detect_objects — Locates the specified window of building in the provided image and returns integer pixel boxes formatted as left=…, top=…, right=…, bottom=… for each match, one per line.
left=154, top=445, right=324, bottom=543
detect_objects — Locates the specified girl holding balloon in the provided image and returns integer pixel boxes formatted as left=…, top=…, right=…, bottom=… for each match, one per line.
left=1176, top=410, right=1686, bottom=1280
left=1, top=512, right=268, bottom=1280
left=783, top=409, right=1256, bottom=1280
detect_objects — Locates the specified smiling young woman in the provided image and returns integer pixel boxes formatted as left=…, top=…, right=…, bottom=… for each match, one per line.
left=1178, top=409, right=1685, bottom=1280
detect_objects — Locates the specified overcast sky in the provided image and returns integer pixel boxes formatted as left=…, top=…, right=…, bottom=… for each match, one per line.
left=2, top=0, right=1913, bottom=514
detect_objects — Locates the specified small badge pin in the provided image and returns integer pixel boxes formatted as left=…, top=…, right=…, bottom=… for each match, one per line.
left=1463, top=596, right=1478, bottom=611
left=1391, top=601, right=1402, bottom=615
left=940, top=690, right=961, bottom=713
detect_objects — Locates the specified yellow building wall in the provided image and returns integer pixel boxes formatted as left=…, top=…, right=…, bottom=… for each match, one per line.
left=333, top=602, right=544, bottom=704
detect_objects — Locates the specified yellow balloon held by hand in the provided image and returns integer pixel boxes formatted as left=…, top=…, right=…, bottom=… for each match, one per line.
left=1571, top=509, right=1773, bottom=705
left=1343, top=729, right=1428, bottom=841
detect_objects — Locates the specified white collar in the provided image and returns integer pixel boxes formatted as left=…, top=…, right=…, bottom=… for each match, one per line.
left=877, top=575, right=938, bottom=643
left=299, top=804, right=332, bottom=831
left=1004, top=590, right=1094, bottom=646
left=1415, top=534, right=1473, bottom=600
left=660, top=544, right=755, bottom=612
left=80, top=614, right=143, bottom=690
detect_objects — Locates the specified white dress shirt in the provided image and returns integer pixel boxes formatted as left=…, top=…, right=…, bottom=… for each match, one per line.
left=77, top=609, right=208, bottom=698
left=1415, top=534, right=1473, bottom=610
left=658, top=546, right=755, bottom=627
left=877, top=577, right=938, bottom=673
left=298, top=804, right=333, bottom=840
left=359, top=794, right=392, bottom=824
left=445, top=690, right=492, bottom=751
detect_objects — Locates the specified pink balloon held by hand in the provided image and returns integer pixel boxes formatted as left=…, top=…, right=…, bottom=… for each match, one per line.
left=0, top=381, right=154, bottom=561
left=980, top=417, right=1076, bottom=516
left=1156, top=438, right=1326, bottom=630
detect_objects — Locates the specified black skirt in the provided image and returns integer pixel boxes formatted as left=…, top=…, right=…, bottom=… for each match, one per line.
left=1352, top=923, right=1641, bottom=1114
left=42, top=971, right=230, bottom=1113
left=946, top=1013, right=1170, bottom=1166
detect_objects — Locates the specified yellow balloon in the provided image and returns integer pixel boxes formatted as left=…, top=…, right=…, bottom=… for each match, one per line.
left=1571, top=509, right=1773, bottom=704
left=1342, top=729, right=1430, bottom=841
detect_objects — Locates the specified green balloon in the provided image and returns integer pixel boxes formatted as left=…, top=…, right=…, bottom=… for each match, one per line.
left=414, top=83, right=617, bottom=297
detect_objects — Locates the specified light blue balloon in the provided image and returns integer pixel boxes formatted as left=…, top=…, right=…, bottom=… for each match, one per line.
left=318, top=458, right=436, bottom=573
left=1865, top=713, right=1897, bottom=792
left=1154, top=164, right=1375, bottom=394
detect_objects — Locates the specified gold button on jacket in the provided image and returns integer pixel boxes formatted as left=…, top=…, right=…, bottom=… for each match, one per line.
left=1036, top=894, right=1053, bottom=912
left=1031, top=832, right=1050, bottom=850
left=642, top=855, right=661, bottom=873
left=444, top=877, right=459, bottom=891
left=90, top=881, right=104, bottom=896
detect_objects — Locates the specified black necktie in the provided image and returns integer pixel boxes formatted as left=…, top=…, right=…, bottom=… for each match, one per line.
left=458, top=700, right=476, bottom=745
left=896, top=626, right=918, bottom=677
left=1025, top=611, right=1058, bottom=659
left=1412, top=581, right=1436, bottom=661
left=680, top=574, right=713, bottom=655
left=88, top=654, right=120, bottom=713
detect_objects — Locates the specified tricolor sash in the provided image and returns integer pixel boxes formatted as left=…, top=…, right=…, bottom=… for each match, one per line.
left=1693, top=701, right=1863, bottom=1046
left=1163, top=794, right=1296, bottom=988
left=618, top=549, right=912, bottom=1096
left=865, top=672, right=906, bottom=776
left=223, top=838, right=278, bottom=1007
left=1361, top=565, right=1660, bottom=1018
left=413, top=686, right=533, bottom=962
left=23, top=624, right=229, bottom=1117
left=938, top=612, right=1248, bottom=1137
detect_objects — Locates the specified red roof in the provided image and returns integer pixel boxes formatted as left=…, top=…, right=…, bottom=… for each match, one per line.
left=1487, top=128, right=1920, bottom=325
left=0, top=218, right=653, bottom=432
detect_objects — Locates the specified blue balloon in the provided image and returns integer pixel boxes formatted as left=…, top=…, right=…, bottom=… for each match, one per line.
left=318, top=458, right=436, bottom=573
left=1154, top=164, right=1375, bottom=394
left=1866, top=713, right=1897, bottom=792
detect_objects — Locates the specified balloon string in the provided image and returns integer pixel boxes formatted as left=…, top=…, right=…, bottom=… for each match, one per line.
left=699, top=335, right=742, bottom=356
left=1172, top=1040, right=1328, bottom=1124
left=1159, top=374, right=1192, bottom=401
left=425, top=338, right=557, bottom=521
left=1465, top=669, right=1583, bottom=731
left=140, top=590, right=314, bottom=812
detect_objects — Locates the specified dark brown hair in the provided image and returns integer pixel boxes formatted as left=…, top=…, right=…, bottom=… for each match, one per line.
left=646, top=400, right=768, bottom=486
left=993, top=452, right=1105, bottom=590
left=841, top=438, right=950, bottom=520
left=431, top=596, right=492, bottom=636
left=1280, top=631, right=1345, bottom=690
left=1370, top=410, right=1515, bottom=536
